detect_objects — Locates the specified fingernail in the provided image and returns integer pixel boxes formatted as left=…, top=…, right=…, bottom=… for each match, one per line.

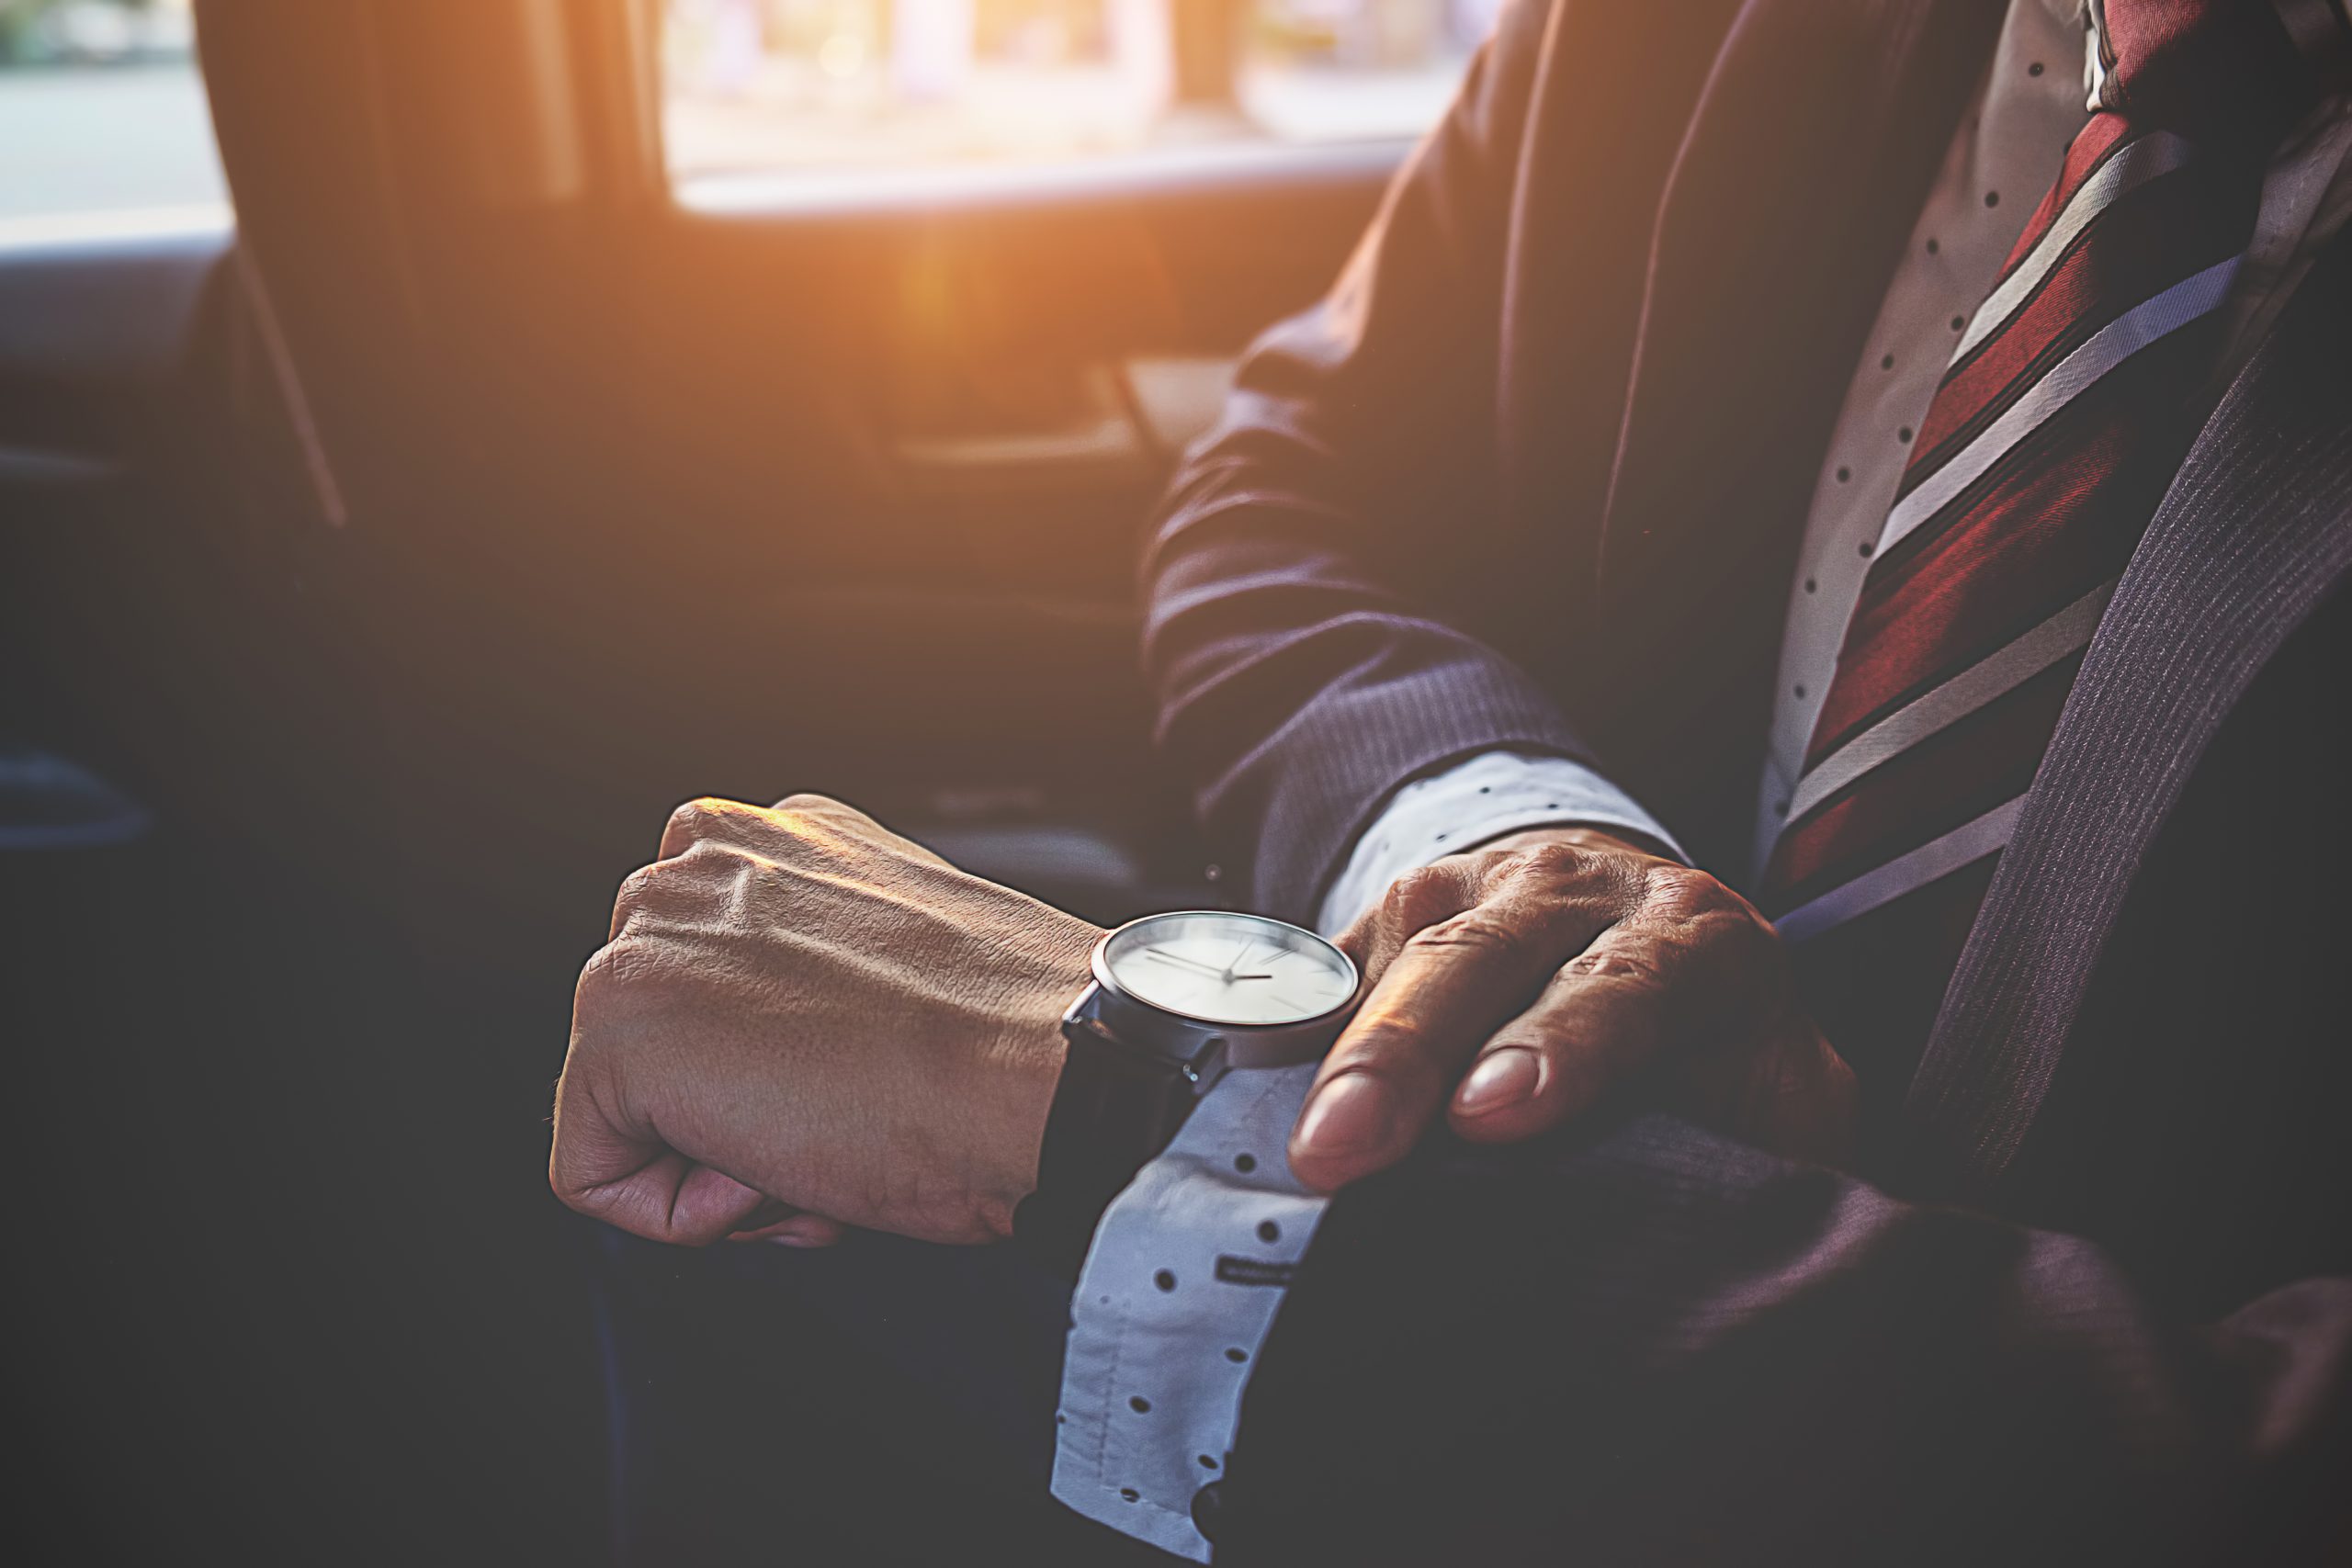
left=1455, top=1049, right=1540, bottom=1115
left=1296, top=1074, right=1395, bottom=1157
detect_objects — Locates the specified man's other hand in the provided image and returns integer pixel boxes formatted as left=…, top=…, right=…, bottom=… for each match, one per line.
left=1290, top=829, right=1855, bottom=1190
left=549, top=795, right=1100, bottom=1248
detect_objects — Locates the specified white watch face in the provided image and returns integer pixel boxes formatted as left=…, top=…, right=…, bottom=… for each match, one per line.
left=1100, top=911, right=1358, bottom=1028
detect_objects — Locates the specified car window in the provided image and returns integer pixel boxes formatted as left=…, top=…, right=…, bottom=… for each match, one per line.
left=0, top=0, right=228, bottom=244
left=663, top=0, right=1494, bottom=185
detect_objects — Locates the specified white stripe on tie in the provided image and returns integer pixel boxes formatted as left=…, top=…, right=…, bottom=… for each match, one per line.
left=1953, top=132, right=2192, bottom=364
left=1783, top=581, right=2116, bottom=826
left=1879, top=255, right=2240, bottom=558
left=1775, top=795, right=2026, bottom=945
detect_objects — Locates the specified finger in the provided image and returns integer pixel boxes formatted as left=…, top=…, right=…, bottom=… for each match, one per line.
left=659, top=795, right=752, bottom=862
left=1331, top=857, right=1480, bottom=991
left=1452, top=939, right=1856, bottom=1163
left=728, top=1211, right=848, bottom=1247
left=726, top=1197, right=799, bottom=1235
left=1448, top=859, right=1789, bottom=1141
left=609, top=862, right=662, bottom=942
left=1290, top=878, right=1624, bottom=1191
left=1674, top=1014, right=1860, bottom=1166
left=549, top=1044, right=771, bottom=1247
left=659, top=793, right=851, bottom=863
left=721, top=1197, right=843, bottom=1245
left=608, top=841, right=734, bottom=942
left=555, top=1143, right=772, bottom=1247
left=1739, top=1037, right=1859, bottom=1166
left=1444, top=921, right=1691, bottom=1143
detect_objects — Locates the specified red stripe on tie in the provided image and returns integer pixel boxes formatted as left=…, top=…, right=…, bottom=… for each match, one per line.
left=1803, top=370, right=2198, bottom=771
left=1999, top=114, right=2134, bottom=274
left=1908, top=178, right=2238, bottom=467
left=1769, top=659, right=2077, bottom=897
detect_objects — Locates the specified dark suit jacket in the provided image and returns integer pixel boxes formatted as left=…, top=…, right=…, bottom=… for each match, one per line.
left=1143, top=1, right=2352, bottom=1561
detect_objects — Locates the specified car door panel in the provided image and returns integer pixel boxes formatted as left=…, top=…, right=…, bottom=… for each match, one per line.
left=175, top=0, right=1393, bottom=946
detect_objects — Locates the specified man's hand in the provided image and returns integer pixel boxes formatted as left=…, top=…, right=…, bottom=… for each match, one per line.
left=1289, top=828, right=1855, bottom=1190
left=548, top=795, right=1101, bottom=1248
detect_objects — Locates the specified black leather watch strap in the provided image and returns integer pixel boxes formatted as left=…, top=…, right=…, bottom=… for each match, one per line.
left=1012, top=1011, right=1197, bottom=1278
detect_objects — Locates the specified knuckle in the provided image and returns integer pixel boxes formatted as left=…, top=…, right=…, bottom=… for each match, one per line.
left=1636, top=862, right=1776, bottom=949
left=1380, top=864, right=1457, bottom=929
left=673, top=836, right=746, bottom=872
left=1639, top=861, right=1715, bottom=906
left=612, top=863, right=662, bottom=917
left=1490, top=840, right=1647, bottom=916
left=667, top=796, right=730, bottom=843
left=1700, top=899, right=1775, bottom=953
left=1559, top=943, right=1668, bottom=990
left=1504, top=838, right=1596, bottom=884
left=1698, top=904, right=1784, bottom=989
left=1641, top=861, right=1748, bottom=913
left=1640, top=864, right=1759, bottom=934
left=1405, top=909, right=1529, bottom=964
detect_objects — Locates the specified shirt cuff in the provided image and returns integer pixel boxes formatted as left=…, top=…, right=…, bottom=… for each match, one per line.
left=1049, top=1062, right=1324, bottom=1562
left=1316, top=750, right=1686, bottom=935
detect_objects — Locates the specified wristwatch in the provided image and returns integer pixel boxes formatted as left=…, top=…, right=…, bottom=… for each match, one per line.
left=1013, top=910, right=1360, bottom=1272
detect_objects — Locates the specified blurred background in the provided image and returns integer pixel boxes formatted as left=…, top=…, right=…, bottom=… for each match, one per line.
left=3, top=0, right=1492, bottom=224
left=0, top=1, right=1476, bottom=1561
left=664, top=0, right=1492, bottom=168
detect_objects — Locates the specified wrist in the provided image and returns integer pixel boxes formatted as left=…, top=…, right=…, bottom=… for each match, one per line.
left=973, top=908, right=1102, bottom=1240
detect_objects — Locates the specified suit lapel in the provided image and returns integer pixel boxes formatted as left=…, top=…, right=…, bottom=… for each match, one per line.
left=1909, top=236, right=2352, bottom=1196
left=1573, top=0, right=2007, bottom=863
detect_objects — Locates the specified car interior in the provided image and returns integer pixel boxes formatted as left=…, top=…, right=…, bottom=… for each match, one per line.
left=4, top=0, right=1432, bottom=1557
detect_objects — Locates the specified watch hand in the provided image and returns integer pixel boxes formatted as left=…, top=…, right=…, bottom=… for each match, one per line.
left=1222, top=941, right=1263, bottom=984
left=1142, top=950, right=1228, bottom=978
left=1141, top=950, right=1274, bottom=985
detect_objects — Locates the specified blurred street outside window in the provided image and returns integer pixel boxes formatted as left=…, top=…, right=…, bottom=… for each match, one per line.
left=663, top=0, right=1498, bottom=181
left=0, top=0, right=1497, bottom=239
left=0, top=0, right=226, bottom=241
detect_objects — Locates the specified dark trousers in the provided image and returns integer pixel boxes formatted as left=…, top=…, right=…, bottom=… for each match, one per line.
left=591, top=1225, right=1178, bottom=1566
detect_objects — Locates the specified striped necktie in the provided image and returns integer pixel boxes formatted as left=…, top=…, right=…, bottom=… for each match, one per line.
left=1761, top=0, right=2345, bottom=959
